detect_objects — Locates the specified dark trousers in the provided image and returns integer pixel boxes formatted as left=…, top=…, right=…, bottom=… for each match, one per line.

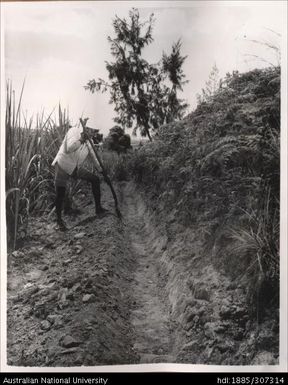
left=55, top=164, right=101, bottom=220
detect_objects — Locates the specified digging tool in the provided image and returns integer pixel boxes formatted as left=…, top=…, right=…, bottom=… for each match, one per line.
left=79, top=118, right=122, bottom=220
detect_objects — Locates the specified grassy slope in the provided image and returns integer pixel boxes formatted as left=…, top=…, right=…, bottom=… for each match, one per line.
left=129, top=67, right=280, bottom=318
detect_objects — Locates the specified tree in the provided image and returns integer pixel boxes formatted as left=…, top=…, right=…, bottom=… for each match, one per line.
left=85, top=8, right=188, bottom=141
left=197, top=63, right=220, bottom=104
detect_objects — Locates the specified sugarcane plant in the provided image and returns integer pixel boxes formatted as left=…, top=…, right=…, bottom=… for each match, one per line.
left=5, top=81, right=70, bottom=250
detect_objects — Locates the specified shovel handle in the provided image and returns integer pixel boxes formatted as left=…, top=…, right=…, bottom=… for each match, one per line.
left=79, top=118, right=122, bottom=219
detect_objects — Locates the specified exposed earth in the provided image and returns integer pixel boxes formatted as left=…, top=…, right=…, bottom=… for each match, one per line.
left=7, top=181, right=278, bottom=367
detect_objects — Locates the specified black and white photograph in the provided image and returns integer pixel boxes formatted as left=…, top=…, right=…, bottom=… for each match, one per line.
left=0, top=0, right=287, bottom=372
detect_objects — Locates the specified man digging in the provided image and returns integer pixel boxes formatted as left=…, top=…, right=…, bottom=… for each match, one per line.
left=52, top=120, right=108, bottom=231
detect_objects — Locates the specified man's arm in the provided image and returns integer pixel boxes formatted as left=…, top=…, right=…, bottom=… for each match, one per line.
left=64, top=128, right=86, bottom=154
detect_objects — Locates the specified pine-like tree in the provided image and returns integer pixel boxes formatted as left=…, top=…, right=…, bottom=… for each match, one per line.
left=85, top=8, right=188, bottom=140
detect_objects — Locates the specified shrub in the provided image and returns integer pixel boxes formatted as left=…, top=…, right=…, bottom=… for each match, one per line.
left=103, top=126, right=132, bottom=154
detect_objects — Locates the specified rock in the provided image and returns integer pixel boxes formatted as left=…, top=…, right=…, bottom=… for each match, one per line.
left=63, top=259, right=72, bottom=266
left=10, top=295, right=22, bottom=304
left=83, top=278, right=93, bottom=289
left=47, top=314, right=63, bottom=329
left=54, top=317, right=64, bottom=329
left=47, top=314, right=62, bottom=324
left=257, top=329, right=276, bottom=350
left=220, top=305, right=233, bottom=319
left=252, top=351, right=277, bottom=365
left=71, top=283, right=81, bottom=292
left=76, top=246, right=84, bottom=254
left=45, top=292, right=58, bottom=303
left=27, top=247, right=43, bottom=258
left=23, top=310, right=30, bottom=319
left=204, top=346, right=215, bottom=361
left=197, top=306, right=206, bottom=316
left=60, top=348, right=79, bottom=355
left=233, top=306, right=248, bottom=318
left=193, top=315, right=200, bottom=325
left=24, top=285, right=40, bottom=298
left=194, top=288, right=210, bottom=301
left=204, top=321, right=227, bottom=339
left=12, top=250, right=24, bottom=258
left=184, top=308, right=200, bottom=324
left=60, top=335, right=81, bottom=348
left=58, top=288, right=69, bottom=309
left=200, top=314, right=213, bottom=325
left=220, top=304, right=247, bottom=322
left=33, top=302, right=48, bottom=319
left=204, top=322, right=217, bottom=339
left=182, top=340, right=199, bottom=351
left=63, top=278, right=77, bottom=289
left=184, top=298, right=199, bottom=311
left=82, top=294, right=96, bottom=303
left=217, top=340, right=234, bottom=353
left=47, top=277, right=57, bottom=283
left=39, top=265, right=49, bottom=271
left=74, top=232, right=86, bottom=240
left=75, top=353, right=84, bottom=365
left=59, top=288, right=68, bottom=302
left=40, top=320, right=51, bottom=331
left=38, top=287, right=53, bottom=297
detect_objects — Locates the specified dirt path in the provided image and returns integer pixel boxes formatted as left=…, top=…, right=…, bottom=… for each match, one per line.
left=6, top=181, right=176, bottom=367
left=121, top=183, right=174, bottom=363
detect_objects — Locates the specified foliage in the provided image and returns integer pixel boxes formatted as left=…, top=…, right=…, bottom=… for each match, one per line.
left=101, top=150, right=131, bottom=182
left=5, top=81, right=70, bottom=249
left=103, top=125, right=132, bottom=154
left=196, top=63, right=220, bottom=103
left=128, top=66, right=280, bottom=316
left=85, top=8, right=188, bottom=140
left=226, top=188, right=279, bottom=319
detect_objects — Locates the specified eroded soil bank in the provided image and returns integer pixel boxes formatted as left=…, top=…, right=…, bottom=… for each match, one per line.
left=6, top=182, right=278, bottom=367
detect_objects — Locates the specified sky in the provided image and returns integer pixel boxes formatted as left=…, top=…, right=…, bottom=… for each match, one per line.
left=2, top=1, right=287, bottom=137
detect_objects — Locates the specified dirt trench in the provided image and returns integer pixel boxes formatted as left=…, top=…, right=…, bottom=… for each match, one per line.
left=120, top=183, right=175, bottom=363
left=6, top=181, right=177, bottom=366
left=6, top=181, right=278, bottom=367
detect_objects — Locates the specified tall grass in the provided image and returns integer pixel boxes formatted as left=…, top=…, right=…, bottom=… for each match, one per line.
left=5, top=81, right=70, bottom=250
left=101, top=150, right=131, bottom=181
left=226, top=188, right=279, bottom=319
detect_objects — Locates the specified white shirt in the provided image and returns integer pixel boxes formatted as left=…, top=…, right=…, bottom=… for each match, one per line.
left=52, top=125, right=101, bottom=175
